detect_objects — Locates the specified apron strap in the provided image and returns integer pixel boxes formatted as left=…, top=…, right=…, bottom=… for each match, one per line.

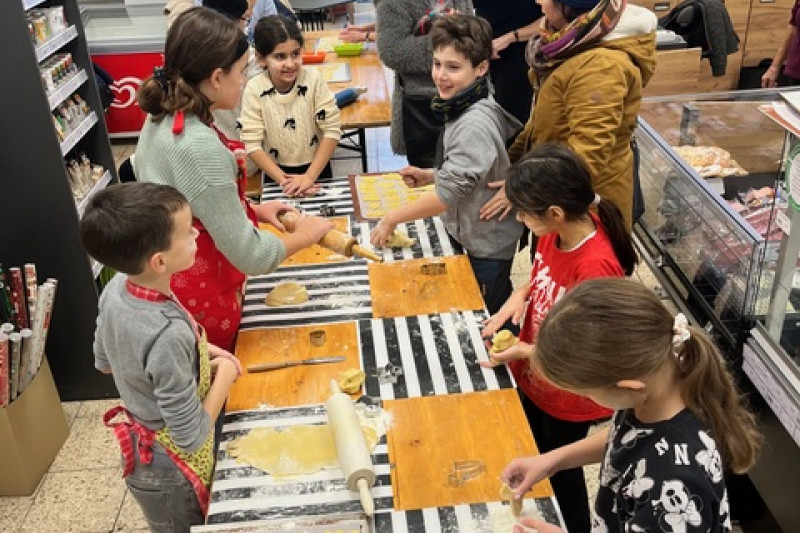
left=103, top=406, right=210, bottom=516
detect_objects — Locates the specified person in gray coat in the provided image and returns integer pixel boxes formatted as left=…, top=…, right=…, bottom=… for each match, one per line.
left=376, top=0, right=474, bottom=167
left=371, top=13, right=523, bottom=315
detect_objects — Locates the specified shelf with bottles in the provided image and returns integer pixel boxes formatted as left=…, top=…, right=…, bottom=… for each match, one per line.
left=43, top=52, right=87, bottom=111
left=55, top=107, right=97, bottom=156
left=65, top=151, right=110, bottom=210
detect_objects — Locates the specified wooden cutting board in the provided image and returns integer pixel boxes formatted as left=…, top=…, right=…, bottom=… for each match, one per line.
left=384, top=389, right=553, bottom=511
left=259, top=216, right=355, bottom=266
left=368, top=255, right=484, bottom=319
left=230, top=322, right=361, bottom=410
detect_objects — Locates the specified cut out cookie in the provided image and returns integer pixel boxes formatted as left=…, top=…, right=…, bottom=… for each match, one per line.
left=265, top=282, right=309, bottom=307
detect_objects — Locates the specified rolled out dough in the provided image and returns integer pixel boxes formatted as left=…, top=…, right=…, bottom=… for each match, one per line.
left=228, top=423, right=378, bottom=476
left=265, top=281, right=309, bottom=307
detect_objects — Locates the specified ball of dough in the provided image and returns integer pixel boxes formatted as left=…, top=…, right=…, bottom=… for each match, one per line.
left=338, top=368, right=366, bottom=394
left=490, top=330, right=517, bottom=354
left=265, top=282, right=308, bottom=307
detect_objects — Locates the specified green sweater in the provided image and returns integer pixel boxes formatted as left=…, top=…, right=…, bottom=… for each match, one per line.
left=136, top=113, right=286, bottom=275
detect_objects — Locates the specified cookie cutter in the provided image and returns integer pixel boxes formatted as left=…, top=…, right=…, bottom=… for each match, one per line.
left=376, top=363, right=403, bottom=384
left=309, top=329, right=326, bottom=346
left=420, top=262, right=447, bottom=275
left=320, top=204, right=336, bottom=217
left=447, top=459, right=486, bottom=487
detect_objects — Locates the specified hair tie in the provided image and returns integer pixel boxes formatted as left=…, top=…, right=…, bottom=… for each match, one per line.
left=152, top=66, right=168, bottom=90
left=672, top=313, right=691, bottom=358
left=592, top=194, right=602, bottom=206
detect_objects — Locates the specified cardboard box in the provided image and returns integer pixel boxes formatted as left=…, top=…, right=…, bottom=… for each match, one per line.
left=0, top=359, right=69, bottom=496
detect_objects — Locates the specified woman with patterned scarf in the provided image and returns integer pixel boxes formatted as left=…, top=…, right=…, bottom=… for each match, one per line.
left=484, top=0, right=656, bottom=235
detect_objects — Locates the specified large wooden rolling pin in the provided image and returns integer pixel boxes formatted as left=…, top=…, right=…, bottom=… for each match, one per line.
left=325, top=380, right=376, bottom=516
left=278, top=212, right=383, bottom=262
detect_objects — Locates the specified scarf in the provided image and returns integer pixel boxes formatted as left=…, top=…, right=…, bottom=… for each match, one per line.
left=525, top=0, right=627, bottom=76
left=430, top=76, right=490, bottom=123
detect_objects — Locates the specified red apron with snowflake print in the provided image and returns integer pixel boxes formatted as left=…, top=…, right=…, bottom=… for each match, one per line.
left=169, top=111, right=258, bottom=351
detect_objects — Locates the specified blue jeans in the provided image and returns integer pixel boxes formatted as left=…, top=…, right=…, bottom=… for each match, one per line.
left=124, top=441, right=203, bottom=533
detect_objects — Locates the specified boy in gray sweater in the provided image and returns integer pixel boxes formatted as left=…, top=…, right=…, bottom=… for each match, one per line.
left=370, top=13, right=523, bottom=315
left=80, top=182, right=240, bottom=532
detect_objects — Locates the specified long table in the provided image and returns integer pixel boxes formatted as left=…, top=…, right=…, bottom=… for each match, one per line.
left=195, top=176, right=565, bottom=532
left=304, top=31, right=392, bottom=171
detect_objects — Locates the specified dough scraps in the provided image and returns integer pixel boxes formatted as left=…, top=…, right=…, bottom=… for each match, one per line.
left=228, top=423, right=379, bottom=476
left=385, top=230, right=416, bottom=248
left=338, top=368, right=366, bottom=394
left=490, top=330, right=517, bottom=354
left=265, top=281, right=308, bottom=306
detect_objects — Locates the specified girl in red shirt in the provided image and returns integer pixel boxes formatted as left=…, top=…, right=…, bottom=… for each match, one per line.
left=482, top=143, right=637, bottom=533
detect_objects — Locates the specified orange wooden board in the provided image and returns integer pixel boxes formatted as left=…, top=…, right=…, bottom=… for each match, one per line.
left=260, top=216, right=356, bottom=266
left=368, top=255, right=485, bottom=318
left=384, top=389, right=553, bottom=510
left=230, top=322, right=361, bottom=410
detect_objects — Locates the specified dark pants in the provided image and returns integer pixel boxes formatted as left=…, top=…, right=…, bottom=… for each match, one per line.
left=490, top=42, right=534, bottom=127
left=467, top=253, right=514, bottom=317
left=518, top=390, right=594, bottom=533
left=278, top=161, right=333, bottom=182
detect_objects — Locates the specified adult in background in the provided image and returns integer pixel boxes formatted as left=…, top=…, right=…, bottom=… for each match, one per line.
left=762, top=0, right=800, bottom=87
left=491, top=0, right=657, bottom=232
left=376, top=0, right=474, bottom=167
left=136, top=7, right=333, bottom=350
left=473, top=0, right=542, bottom=125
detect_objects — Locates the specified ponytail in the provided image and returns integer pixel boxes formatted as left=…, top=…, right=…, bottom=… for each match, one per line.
left=675, top=329, right=762, bottom=473
left=137, top=7, right=248, bottom=125
left=595, top=198, right=637, bottom=275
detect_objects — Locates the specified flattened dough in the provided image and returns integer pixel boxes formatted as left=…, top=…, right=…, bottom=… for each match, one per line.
left=228, top=423, right=379, bottom=476
left=500, top=482, right=523, bottom=518
left=265, top=281, right=308, bottom=306
left=385, top=230, right=416, bottom=248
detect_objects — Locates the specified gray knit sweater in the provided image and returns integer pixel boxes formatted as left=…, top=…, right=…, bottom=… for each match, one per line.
left=136, top=113, right=286, bottom=275
left=94, top=274, right=211, bottom=453
left=376, top=0, right=474, bottom=155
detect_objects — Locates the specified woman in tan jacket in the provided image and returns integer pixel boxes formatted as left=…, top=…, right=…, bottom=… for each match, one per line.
left=483, top=0, right=657, bottom=232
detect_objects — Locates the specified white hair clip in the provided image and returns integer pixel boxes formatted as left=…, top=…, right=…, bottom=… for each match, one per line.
left=672, top=313, right=691, bottom=356
left=592, top=194, right=602, bottom=206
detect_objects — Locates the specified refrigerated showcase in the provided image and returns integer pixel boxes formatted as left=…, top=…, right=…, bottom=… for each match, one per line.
left=635, top=88, right=800, bottom=532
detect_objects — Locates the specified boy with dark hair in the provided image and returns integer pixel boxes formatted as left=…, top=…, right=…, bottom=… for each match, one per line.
left=370, top=13, right=523, bottom=315
left=80, top=182, right=240, bottom=532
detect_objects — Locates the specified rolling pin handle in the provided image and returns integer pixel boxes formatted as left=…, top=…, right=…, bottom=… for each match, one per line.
left=357, top=477, right=374, bottom=516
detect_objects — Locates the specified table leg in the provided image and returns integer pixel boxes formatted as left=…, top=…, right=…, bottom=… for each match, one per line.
left=358, top=127, right=367, bottom=172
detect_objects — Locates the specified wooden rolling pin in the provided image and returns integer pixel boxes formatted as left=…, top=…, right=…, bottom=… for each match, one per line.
left=325, top=380, right=376, bottom=516
left=278, top=212, right=383, bottom=262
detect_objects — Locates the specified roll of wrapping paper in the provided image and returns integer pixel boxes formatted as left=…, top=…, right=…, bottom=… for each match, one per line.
left=18, top=329, right=32, bottom=398
left=24, top=264, right=38, bottom=319
left=24, top=282, right=56, bottom=389
left=0, top=332, right=8, bottom=407
left=8, top=332, right=21, bottom=400
left=8, top=268, right=29, bottom=330
left=0, top=266, right=15, bottom=324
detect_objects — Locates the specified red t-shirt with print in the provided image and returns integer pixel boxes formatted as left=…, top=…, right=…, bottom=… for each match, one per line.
left=510, top=213, right=622, bottom=422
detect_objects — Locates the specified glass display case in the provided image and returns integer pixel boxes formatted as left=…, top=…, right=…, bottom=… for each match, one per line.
left=636, top=88, right=799, bottom=532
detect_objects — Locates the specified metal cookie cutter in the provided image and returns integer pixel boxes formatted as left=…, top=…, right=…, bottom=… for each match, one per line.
left=447, top=460, right=486, bottom=487
left=376, top=363, right=403, bottom=384
left=309, top=329, right=326, bottom=346
left=320, top=204, right=336, bottom=217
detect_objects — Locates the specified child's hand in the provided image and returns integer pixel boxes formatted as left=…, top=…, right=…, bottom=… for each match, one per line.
left=370, top=217, right=397, bottom=248
left=251, top=200, right=299, bottom=230
left=282, top=174, right=317, bottom=197
left=400, top=166, right=434, bottom=188
left=482, top=289, right=527, bottom=338
left=480, top=341, right=533, bottom=368
left=339, top=27, right=367, bottom=42
left=479, top=181, right=512, bottom=221
left=209, top=347, right=243, bottom=377
left=293, top=213, right=335, bottom=245
left=501, top=454, right=558, bottom=501
left=211, top=357, right=239, bottom=385
left=514, top=517, right=565, bottom=533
